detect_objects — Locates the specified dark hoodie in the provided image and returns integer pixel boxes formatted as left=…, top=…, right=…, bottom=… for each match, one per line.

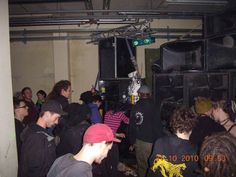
left=129, top=98, right=164, bottom=144
left=56, top=103, right=91, bottom=157
left=19, top=124, right=56, bottom=177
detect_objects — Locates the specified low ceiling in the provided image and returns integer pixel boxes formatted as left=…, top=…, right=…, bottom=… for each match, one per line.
left=8, top=0, right=236, bottom=42
left=9, top=0, right=236, bottom=26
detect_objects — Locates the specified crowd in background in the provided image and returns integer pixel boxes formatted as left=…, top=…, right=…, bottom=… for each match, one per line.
left=13, top=80, right=236, bottom=177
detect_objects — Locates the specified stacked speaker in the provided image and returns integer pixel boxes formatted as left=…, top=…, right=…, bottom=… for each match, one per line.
left=99, top=37, right=136, bottom=79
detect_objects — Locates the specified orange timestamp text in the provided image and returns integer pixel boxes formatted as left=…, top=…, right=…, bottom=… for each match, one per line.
left=167, top=154, right=226, bottom=162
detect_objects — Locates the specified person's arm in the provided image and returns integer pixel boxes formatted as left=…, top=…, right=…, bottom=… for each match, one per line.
left=91, top=106, right=102, bottom=124
left=120, top=112, right=129, bottom=124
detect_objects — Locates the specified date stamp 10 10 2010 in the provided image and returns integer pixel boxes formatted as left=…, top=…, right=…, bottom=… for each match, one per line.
left=167, top=154, right=226, bottom=162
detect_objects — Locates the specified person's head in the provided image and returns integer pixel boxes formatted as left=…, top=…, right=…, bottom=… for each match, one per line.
left=138, top=85, right=151, bottom=98
left=65, top=103, right=91, bottom=126
left=92, top=95, right=102, bottom=107
left=200, top=132, right=236, bottom=177
left=212, top=100, right=234, bottom=123
left=82, top=123, right=119, bottom=164
left=80, top=91, right=93, bottom=104
left=194, top=97, right=213, bottom=116
left=36, top=90, right=47, bottom=101
left=21, top=87, right=33, bottom=101
left=13, top=98, right=28, bottom=121
left=38, top=100, right=67, bottom=128
left=14, top=91, right=23, bottom=100
left=47, top=80, right=72, bottom=100
left=170, top=106, right=197, bottom=136
left=110, top=102, right=125, bottom=113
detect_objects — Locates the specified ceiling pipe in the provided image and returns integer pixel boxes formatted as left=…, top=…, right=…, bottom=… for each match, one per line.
left=9, top=0, right=86, bottom=4
left=166, top=0, right=228, bottom=5
left=10, top=34, right=202, bottom=42
left=10, top=28, right=202, bottom=35
left=9, top=9, right=217, bottom=16
left=10, top=13, right=203, bottom=27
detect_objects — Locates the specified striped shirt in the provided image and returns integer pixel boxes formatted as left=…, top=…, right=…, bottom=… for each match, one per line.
left=104, top=111, right=129, bottom=134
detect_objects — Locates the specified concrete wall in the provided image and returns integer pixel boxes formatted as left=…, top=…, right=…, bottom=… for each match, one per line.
left=0, top=1, right=18, bottom=177
left=69, top=40, right=99, bottom=102
left=10, top=41, right=54, bottom=101
left=10, top=19, right=202, bottom=102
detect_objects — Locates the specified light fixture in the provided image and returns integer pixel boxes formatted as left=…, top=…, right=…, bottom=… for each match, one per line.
left=132, top=36, right=155, bottom=47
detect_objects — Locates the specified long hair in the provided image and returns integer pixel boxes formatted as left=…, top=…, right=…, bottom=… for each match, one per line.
left=200, top=132, right=236, bottom=177
left=47, top=80, right=71, bottom=100
left=213, top=100, right=235, bottom=121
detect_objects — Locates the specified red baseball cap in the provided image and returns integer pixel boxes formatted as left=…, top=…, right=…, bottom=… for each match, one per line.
left=83, top=123, right=120, bottom=143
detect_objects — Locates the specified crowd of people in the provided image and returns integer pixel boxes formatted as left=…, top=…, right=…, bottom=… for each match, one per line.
left=13, top=80, right=236, bottom=177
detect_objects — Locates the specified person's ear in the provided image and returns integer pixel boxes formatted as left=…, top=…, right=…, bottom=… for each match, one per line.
left=44, top=111, right=51, bottom=120
left=204, top=167, right=210, bottom=173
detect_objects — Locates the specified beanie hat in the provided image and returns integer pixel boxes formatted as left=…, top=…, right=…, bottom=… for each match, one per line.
left=195, top=97, right=212, bottom=114
left=138, top=85, right=151, bottom=94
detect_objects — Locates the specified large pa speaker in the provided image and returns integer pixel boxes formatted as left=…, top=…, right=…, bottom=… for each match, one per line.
left=160, top=40, right=204, bottom=72
left=205, top=13, right=236, bottom=36
left=99, top=37, right=136, bottom=79
left=207, top=34, right=236, bottom=71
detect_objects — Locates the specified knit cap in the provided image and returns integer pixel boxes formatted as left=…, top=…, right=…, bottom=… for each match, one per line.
left=195, top=97, right=212, bottom=114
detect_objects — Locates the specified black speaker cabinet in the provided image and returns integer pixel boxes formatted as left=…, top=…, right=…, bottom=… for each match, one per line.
left=153, top=72, right=229, bottom=107
left=99, top=37, right=136, bottom=79
left=206, top=34, right=236, bottom=71
left=160, top=40, right=204, bottom=72
left=205, top=13, right=236, bottom=37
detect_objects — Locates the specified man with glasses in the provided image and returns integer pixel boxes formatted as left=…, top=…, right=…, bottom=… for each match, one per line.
left=13, top=98, right=29, bottom=161
left=19, top=100, right=67, bottom=177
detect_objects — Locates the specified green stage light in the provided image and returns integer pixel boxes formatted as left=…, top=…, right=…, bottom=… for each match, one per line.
left=132, top=36, right=155, bottom=47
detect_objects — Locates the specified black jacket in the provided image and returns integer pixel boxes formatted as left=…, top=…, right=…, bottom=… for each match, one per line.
left=19, top=124, right=56, bottom=177
left=129, top=98, right=163, bottom=144
left=190, top=114, right=226, bottom=148
left=147, top=135, right=199, bottom=177
left=15, top=118, right=25, bottom=162
left=56, top=121, right=90, bottom=157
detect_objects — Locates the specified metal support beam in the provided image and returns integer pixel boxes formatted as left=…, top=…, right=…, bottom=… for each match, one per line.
left=9, top=9, right=215, bottom=16
left=84, top=0, right=94, bottom=15
left=10, top=34, right=202, bottom=42
left=9, top=13, right=203, bottom=27
left=10, top=28, right=202, bottom=35
left=103, top=0, right=111, bottom=15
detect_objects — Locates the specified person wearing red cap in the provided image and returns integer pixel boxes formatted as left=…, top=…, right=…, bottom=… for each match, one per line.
left=47, top=123, right=119, bottom=177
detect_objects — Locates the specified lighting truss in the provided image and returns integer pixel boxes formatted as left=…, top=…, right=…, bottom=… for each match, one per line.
left=88, top=19, right=153, bottom=43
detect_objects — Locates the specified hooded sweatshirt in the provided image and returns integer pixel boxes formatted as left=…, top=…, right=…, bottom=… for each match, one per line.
left=20, top=124, right=56, bottom=177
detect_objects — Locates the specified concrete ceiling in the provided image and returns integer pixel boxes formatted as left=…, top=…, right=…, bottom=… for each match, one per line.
left=8, top=0, right=236, bottom=42
left=8, top=0, right=236, bottom=27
